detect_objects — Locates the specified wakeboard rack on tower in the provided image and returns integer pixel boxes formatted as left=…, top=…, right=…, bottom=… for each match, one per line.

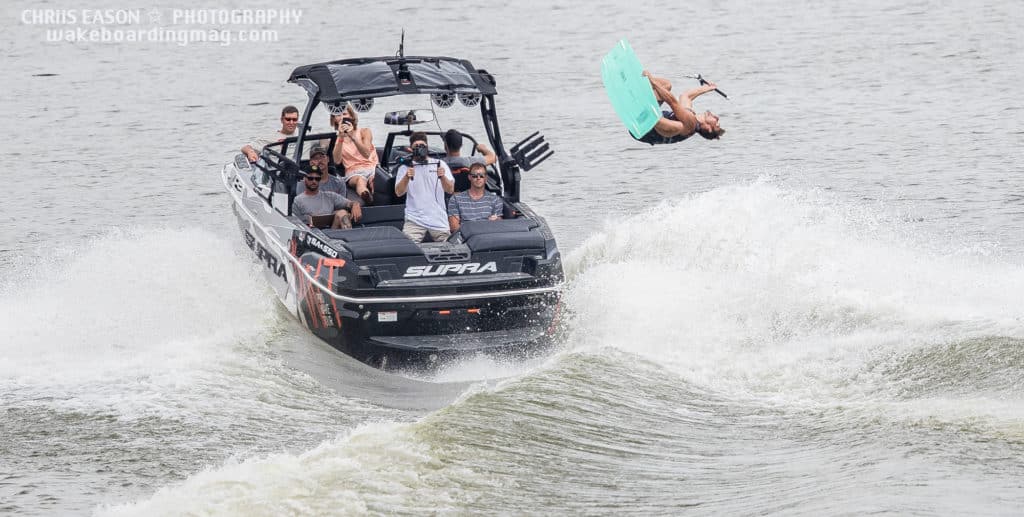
left=509, top=132, right=552, bottom=172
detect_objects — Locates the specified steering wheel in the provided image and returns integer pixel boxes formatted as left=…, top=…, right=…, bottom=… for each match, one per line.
left=462, top=133, right=480, bottom=157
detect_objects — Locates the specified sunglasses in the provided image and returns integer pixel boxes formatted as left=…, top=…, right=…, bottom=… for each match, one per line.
left=469, top=173, right=486, bottom=178
left=306, top=176, right=322, bottom=181
left=283, top=117, right=299, bottom=122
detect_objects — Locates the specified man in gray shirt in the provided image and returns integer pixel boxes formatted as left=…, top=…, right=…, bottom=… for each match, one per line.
left=442, top=129, right=496, bottom=192
left=292, top=170, right=362, bottom=229
left=297, top=144, right=347, bottom=195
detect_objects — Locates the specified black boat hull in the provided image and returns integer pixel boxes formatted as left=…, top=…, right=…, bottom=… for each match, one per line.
left=297, top=289, right=561, bottom=370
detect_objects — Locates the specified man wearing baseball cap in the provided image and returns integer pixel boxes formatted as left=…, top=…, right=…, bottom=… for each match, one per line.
left=297, top=144, right=347, bottom=196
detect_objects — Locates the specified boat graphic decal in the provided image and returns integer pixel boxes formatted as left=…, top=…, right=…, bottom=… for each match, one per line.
left=304, top=234, right=339, bottom=258
left=324, top=258, right=343, bottom=328
left=403, top=262, right=499, bottom=278
left=243, top=229, right=287, bottom=280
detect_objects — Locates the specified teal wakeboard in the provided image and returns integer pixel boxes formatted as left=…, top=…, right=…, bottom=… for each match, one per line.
left=602, top=39, right=660, bottom=139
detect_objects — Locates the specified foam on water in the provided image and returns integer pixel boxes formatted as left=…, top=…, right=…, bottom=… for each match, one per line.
left=1, top=227, right=419, bottom=516
left=96, top=420, right=499, bottom=517
left=0, top=226, right=281, bottom=417
left=563, top=179, right=1024, bottom=420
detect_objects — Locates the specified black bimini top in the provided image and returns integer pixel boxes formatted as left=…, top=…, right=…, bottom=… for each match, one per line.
left=288, top=56, right=497, bottom=104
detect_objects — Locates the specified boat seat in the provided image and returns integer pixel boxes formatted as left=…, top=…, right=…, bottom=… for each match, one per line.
left=322, top=226, right=423, bottom=259
left=323, top=226, right=404, bottom=242
left=460, top=218, right=545, bottom=252
left=357, top=204, right=406, bottom=230
left=466, top=231, right=546, bottom=252
left=459, top=218, right=538, bottom=238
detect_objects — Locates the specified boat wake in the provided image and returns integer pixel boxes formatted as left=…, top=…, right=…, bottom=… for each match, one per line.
left=9, top=181, right=1024, bottom=515
left=0, top=227, right=394, bottom=515
left=562, top=179, right=1024, bottom=424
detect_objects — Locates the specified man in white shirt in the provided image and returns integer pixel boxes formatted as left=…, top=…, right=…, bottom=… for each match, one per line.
left=241, top=105, right=306, bottom=162
left=394, top=132, right=455, bottom=242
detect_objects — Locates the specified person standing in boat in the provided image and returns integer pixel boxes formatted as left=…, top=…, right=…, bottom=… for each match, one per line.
left=634, top=71, right=725, bottom=145
left=331, top=104, right=378, bottom=204
left=441, top=129, right=496, bottom=192
left=395, top=132, right=455, bottom=242
left=447, top=163, right=503, bottom=232
left=292, top=170, right=361, bottom=229
left=242, top=105, right=309, bottom=162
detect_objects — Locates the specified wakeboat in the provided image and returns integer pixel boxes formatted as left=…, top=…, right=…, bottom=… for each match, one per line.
left=221, top=50, right=563, bottom=370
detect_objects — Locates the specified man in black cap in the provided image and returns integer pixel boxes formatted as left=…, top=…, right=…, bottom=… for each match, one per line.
left=292, top=168, right=361, bottom=229
left=442, top=129, right=496, bottom=192
left=298, top=144, right=347, bottom=196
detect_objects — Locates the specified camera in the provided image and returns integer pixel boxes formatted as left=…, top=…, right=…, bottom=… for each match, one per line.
left=412, top=144, right=430, bottom=163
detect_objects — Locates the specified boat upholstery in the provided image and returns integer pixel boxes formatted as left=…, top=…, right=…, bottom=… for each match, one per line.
left=322, top=226, right=423, bottom=259
left=460, top=218, right=545, bottom=252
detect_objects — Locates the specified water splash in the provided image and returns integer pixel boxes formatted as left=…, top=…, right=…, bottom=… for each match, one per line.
left=0, top=226, right=277, bottom=415
left=562, top=179, right=1024, bottom=410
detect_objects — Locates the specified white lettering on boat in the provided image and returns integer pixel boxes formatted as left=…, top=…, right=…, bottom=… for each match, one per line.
left=403, top=262, right=498, bottom=278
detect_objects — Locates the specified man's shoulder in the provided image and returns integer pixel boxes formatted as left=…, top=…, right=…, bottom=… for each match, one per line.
left=298, top=190, right=340, bottom=201
left=444, top=155, right=484, bottom=168
left=267, top=129, right=293, bottom=140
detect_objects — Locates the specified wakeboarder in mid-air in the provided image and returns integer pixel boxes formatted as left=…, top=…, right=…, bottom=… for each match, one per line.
left=632, top=71, right=726, bottom=145
left=602, top=39, right=727, bottom=146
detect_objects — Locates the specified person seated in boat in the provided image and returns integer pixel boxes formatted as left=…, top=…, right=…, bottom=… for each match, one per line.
left=395, top=132, right=455, bottom=242
left=447, top=163, right=503, bottom=232
left=292, top=170, right=362, bottom=229
left=634, top=71, right=725, bottom=145
left=297, top=144, right=347, bottom=195
left=242, top=105, right=308, bottom=162
left=331, top=104, right=378, bottom=205
left=441, top=129, right=496, bottom=192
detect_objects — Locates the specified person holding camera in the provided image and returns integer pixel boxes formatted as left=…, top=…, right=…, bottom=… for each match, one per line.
left=331, top=104, right=378, bottom=204
left=395, top=132, right=455, bottom=242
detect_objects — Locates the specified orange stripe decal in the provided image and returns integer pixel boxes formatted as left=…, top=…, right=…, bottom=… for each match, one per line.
left=328, top=265, right=342, bottom=328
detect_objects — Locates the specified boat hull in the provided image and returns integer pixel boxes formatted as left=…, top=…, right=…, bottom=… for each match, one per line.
left=223, top=161, right=563, bottom=370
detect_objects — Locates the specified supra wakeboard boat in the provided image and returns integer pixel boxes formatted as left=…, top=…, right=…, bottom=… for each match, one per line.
left=221, top=50, right=563, bottom=370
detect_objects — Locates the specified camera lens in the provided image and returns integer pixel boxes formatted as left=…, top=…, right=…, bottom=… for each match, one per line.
left=413, top=145, right=429, bottom=163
